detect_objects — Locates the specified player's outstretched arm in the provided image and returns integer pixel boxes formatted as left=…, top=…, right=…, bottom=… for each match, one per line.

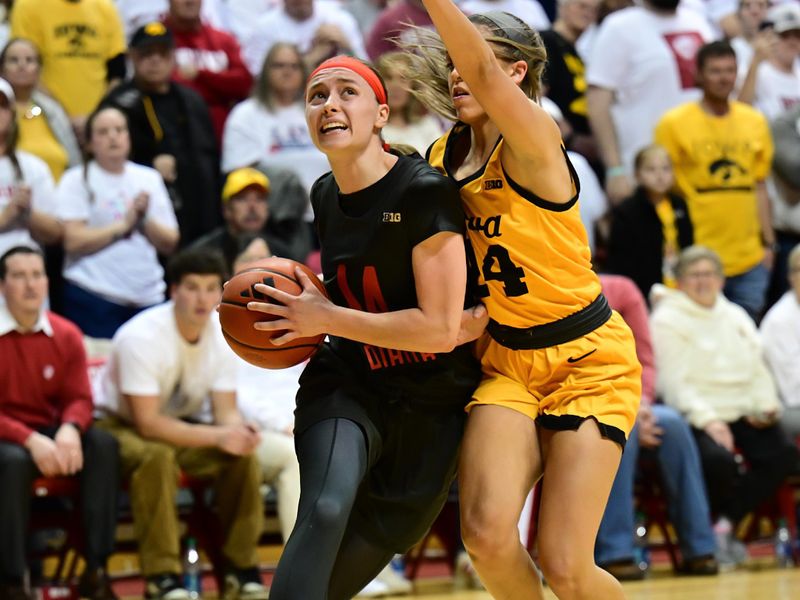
left=420, top=1, right=555, bottom=154
left=420, top=0, right=572, bottom=202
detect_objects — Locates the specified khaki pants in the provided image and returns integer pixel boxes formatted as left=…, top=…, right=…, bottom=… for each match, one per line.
left=96, top=417, right=263, bottom=576
left=255, top=431, right=300, bottom=541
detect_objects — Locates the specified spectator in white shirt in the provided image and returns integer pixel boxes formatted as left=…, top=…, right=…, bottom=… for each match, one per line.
left=241, top=0, right=367, bottom=75
left=57, top=107, right=179, bottom=339
left=738, top=3, right=800, bottom=120
left=761, top=243, right=800, bottom=439
left=586, top=0, right=712, bottom=204
left=651, top=245, right=798, bottom=568
left=0, top=78, right=60, bottom=259
left=94, top=247, right=268, bottom=600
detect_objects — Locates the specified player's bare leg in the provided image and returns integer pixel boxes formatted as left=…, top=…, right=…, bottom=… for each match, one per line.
left=537, top=419, right=625, bottom=599
left=459, top=405, right=545, bottom=599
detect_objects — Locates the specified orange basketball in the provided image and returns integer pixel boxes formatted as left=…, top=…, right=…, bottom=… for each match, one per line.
left=219, top=257, right=328, bottom=369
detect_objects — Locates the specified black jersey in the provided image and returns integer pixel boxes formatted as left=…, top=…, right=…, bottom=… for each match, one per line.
left=303, top=153, right=480, bottom=406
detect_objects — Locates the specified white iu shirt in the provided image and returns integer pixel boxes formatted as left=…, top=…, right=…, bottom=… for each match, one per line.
left=95, top=301, right=238, bottom=422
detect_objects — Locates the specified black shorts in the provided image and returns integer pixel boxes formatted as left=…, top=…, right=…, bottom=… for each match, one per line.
left=295, top=345, right=471, bottom=551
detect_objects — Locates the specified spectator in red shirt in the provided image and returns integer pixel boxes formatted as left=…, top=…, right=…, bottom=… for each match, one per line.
left=165, top=0, right=253, bottom=143
left=0, top=245, right=120, bottom=600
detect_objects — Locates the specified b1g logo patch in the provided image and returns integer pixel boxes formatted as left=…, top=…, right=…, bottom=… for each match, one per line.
left=382, top=212, right=401, bottom=223
left=484, top=179, right=504, bottom=190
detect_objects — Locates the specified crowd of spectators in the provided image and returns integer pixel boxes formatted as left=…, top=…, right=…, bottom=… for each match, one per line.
left=0, top=0, right=799, bottom=598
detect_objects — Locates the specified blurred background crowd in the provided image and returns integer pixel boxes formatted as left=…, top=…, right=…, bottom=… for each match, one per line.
left=0, top=0, right=800, bottom=598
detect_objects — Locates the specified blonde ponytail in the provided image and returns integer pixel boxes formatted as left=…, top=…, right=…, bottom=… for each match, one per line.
left=393, top=13, right=547, bottom=122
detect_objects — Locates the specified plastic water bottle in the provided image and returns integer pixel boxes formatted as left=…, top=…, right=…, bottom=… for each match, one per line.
left=390, top=554, right=406, bottom=576
left=774, top=520, right=794, bottom=568
left=633, top=513, right=651, bottom=574
left=183, top=537, right=202, bottom=599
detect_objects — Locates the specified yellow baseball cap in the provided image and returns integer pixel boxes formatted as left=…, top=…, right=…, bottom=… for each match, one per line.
left=222, top=168, right=270, bottom=202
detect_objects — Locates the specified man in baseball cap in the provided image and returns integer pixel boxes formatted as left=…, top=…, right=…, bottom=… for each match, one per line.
left=740, top=2, right=800, bottom=120
left=129, top=21, right=175, bottom=51
left=100, top=18, right=220, bottom=246
left=190, top=168, right=292, bottom=273
left=222, top=167, right=270, bottom=203
left=769, top=2, right=800, bottom=35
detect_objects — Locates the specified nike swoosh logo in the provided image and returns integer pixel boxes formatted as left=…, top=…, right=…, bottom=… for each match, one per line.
left=567, top=349, right=597, bottom=363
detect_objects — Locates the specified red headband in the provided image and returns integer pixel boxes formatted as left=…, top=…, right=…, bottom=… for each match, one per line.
left=308, top=56, right=387, bottom=105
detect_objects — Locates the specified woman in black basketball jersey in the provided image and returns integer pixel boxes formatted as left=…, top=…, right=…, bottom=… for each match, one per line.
left=245, top=56, right=485, bottom=599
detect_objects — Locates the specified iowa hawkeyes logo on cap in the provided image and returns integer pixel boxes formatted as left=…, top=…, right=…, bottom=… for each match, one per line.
left=145, top=22, right=168, bottom=36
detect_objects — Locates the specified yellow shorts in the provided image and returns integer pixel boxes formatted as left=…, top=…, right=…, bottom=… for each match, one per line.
left=468, top=311, right=641, bottom=446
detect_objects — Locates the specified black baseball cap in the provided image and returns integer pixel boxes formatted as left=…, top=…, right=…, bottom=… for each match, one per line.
left=130, top=22, right=174, bottom=50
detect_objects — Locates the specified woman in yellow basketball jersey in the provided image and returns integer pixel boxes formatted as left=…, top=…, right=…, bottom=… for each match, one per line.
left=401, top=3, right=642, bottom=598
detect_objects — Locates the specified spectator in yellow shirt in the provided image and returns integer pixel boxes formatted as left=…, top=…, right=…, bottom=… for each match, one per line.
left=0, top=38, right=81, bottom=181
left=655, top=41, right=775, bottom=321
left=10, top=0, right=127, bottom=139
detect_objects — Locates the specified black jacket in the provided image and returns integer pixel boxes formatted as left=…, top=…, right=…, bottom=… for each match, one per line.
left=606, top=187, right=694, bottom=302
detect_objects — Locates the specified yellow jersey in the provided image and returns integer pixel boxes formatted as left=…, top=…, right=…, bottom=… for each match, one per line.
left=428, top=124, right=601, bottom=329
left=11, top=0, right=127, bottom=117
left=655, top=101, right=772, bottom=277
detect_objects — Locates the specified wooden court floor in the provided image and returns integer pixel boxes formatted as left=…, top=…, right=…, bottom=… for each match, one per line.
left=108, top=545, right=800, bottom=599
left=116, top=568, right=800, bottom=599
left=394, top=568, right=800, bottom=600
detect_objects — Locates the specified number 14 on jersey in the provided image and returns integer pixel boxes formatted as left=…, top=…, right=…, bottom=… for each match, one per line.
left=465, top=239, right=528, bottom=298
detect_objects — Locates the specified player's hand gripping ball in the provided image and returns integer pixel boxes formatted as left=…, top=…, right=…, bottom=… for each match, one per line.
left=219, top=257, right=328, bottom=369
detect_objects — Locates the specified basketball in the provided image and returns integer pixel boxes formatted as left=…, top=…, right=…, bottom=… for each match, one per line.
left=219, top=256, right=328, bottom=369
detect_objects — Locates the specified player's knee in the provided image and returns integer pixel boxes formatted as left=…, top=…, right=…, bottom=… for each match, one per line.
left=461, top=505, right=519, bottom=560
left=312, top=494, right=351, bottom=530
left=538, top=551, right=588, bottom=596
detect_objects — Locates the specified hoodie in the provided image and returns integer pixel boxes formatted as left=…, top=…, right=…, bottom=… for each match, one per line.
left=649, top=284, right=780, bottom=428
